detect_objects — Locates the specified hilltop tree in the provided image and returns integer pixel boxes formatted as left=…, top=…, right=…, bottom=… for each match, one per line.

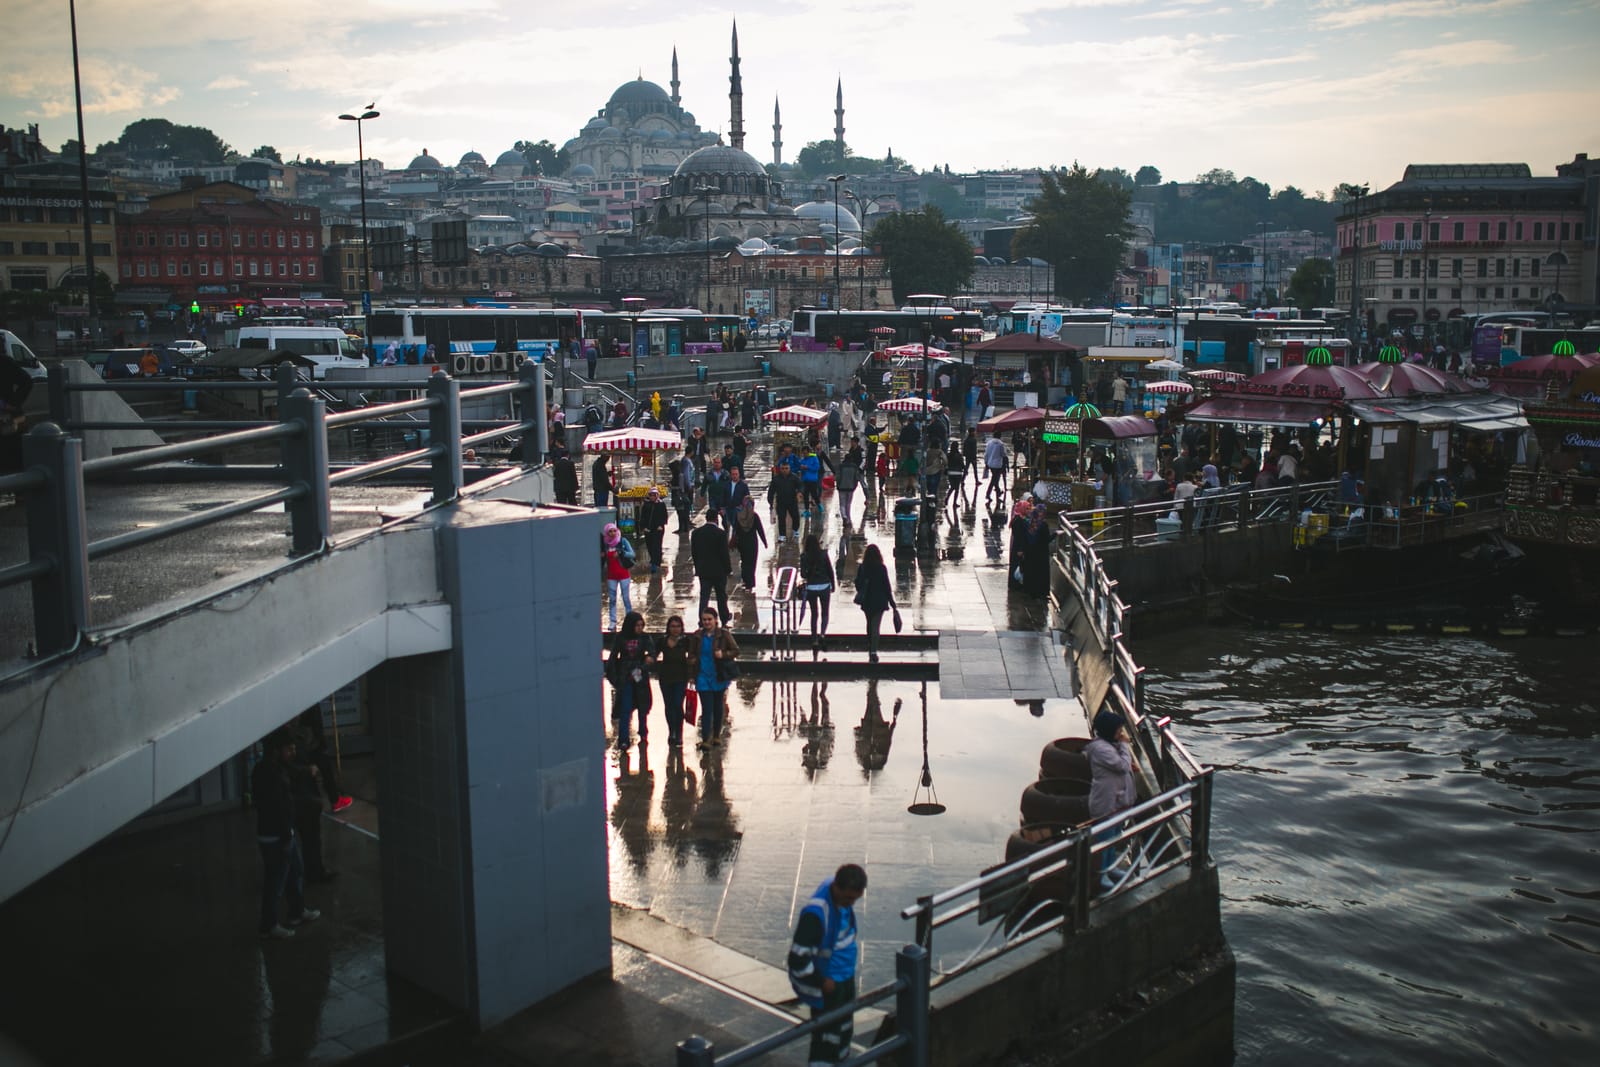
left=108, top=118, right=230, bottom=161
left=1287, top=257, right=1334, bottom=313
left=1011, top=164, right=1133, bottom=303
left=868, top=206, right=974, bottom=304
left=795, top=140, right=851, bottom=179
left=515, top=139, right=568, bottom=176
left=251, top=145, right=282, bottom=162
left=1094, top=167, right=1134, bottom=190
left=1135, top=165, right=1162, bottom=186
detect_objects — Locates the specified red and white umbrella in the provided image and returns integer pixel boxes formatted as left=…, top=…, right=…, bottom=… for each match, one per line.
left=582, top=427, right=684, bottom=452
left=765, top=403, right=829, bottom=426
left=1187, top=369, right=1246, bottom=382
left=876, top=396, right=944, bottom=414
left=1144, top=380, right=1194, bottom=395
left=883, top=343, right=950, bottom=359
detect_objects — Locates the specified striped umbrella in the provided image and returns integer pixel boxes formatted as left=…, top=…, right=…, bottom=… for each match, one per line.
left=875, top=396, right=945, bottom=413
left=1186, top=369, right=1247, bottom=382
left=765, top=404, right=829, bottom=425
left=582, top=427, right=684, bottom=452
left=1144, top=380, right=1194, bottom=395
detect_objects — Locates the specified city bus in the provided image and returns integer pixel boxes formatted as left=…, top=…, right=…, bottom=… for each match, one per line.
left=1451, top=311, right=1555, bottom=364
left=365, top=306, right=580, bottom=363
left=1483, top=323, right=1600, bottom=366
left=790, top=307, right=983, bottom=351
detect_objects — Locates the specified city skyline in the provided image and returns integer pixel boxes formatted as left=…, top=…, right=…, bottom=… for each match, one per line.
left=3, top=0, right=1597, bottom=195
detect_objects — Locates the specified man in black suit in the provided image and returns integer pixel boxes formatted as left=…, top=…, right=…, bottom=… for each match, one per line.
left=690, top=508, right=733, bottom=624
left=552, top=451, right=579, bottom=505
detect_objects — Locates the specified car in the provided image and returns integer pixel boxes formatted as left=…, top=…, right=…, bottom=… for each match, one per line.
left=168, top=339, right=209, bottom=359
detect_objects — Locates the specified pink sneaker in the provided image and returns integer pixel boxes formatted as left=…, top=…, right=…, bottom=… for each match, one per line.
left=331, top=796, right=354, bottom=813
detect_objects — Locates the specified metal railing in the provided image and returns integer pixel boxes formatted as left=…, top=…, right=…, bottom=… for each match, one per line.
left=1060, top=479, right=1340, bottom=550
left=676, top=944, right=929, bottom=1067
left=770, top=565, right=800, bottom=658
left=1, top=361, right=548, bottom=658
left=1360, top=490, right=1505, bottom=550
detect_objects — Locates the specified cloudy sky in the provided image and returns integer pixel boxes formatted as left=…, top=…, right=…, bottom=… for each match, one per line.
left=4, top=0, right=1596, bottom=195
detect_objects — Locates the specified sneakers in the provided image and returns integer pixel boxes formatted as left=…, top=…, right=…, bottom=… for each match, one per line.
left=331, top=795, right=354, bottom=813
left=287, top=909, right=321, bottom=927
left=261, top=924, right=295, bottom=940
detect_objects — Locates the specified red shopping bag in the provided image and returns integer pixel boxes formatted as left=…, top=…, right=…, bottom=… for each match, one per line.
left=684, top=686, right=699, bottom=726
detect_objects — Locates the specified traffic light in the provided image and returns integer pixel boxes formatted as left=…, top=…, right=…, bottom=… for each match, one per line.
left=235, top=304, right=245, bottom=317
left=190, top=301, right=201, bottom=315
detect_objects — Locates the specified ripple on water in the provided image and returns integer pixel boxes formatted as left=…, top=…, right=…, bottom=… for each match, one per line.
left=1138, top=628, right=1598, bottom=1064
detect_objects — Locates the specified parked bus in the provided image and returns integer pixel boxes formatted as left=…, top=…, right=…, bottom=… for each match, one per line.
left=790, top=307, right=982, bottom=351
left=1449, top=311, right=1555, bottom=364
left=1484, top=324, right=1599, bottom=366
left=366, top=307, right=580, bottom=363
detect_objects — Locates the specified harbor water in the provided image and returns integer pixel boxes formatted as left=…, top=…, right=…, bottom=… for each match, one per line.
left=1138, top=628, right=1596, bottom=1064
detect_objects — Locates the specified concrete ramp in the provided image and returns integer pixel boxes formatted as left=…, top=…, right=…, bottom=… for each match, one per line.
left=0, top=523, right=451, bottom=904
left=59, top=359, right=164, bottom=459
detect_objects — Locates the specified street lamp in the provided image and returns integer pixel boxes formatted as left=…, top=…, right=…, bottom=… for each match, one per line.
left=908, top=292, right=944, bottom=510
left=845, top=191, right=885, bottom=308
left=622, top=295, right=646, bottom=397
left=1257, top=220, right=1274, bottom=307
left=338, top=107, right=379, bottom=362
left=828, top=174, right=847, bottom=320
left=693, top=184, right=716, bottom=312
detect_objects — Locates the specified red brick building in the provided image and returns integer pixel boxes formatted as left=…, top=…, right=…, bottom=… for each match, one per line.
left=115, top=180, right=322, bottom=310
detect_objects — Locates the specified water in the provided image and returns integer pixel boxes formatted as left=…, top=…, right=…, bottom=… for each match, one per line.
left=1137, top=629, right=1599, bottom=1065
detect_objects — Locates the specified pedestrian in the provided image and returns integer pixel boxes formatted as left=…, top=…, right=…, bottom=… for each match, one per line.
left=984, top=433, right=1009, bottom=507
left=1087, top=710, right=1136, bottom=892
left=655, top=615, right=694, bottom=747
left=788, top=863, right=868, bottom=1065
left=827, top=402, right=842, bottom=451
left=693, top=607, right=739, bottom=747
left=977, top=381, right=993, bottom=419
left=691, top=508, right=733, bottom=624
left=922, top=439, right=947, bottom=503
left=835, top=444, right=862, bottom=525
left=637, top=487, right=669, bottom=573
left=607, top=611, right=656, bottom=747
left=724, top=464, right=751, bottom=529
left=800, top=533, right=836, bottom=651
left=1112, top=375, right=1128, bottom=414
left=1019, top=503, right=1054, bottom=597
left=670, top=457, right=695, bottom=533
left=592, top=452, right=614, bottom=509
left=852, top=542, right=897, bottom=663
left=771, top=461, right=801, bottom=543
left=251, top=731, right=321, bottom=940
left=601, top=521, right=635, bottom=629
left=287, top=734, right=335, bottom=883
left=800, top=446, right=823, bottom=517
left=945, top=438, right=967, bottom=509
left=729, top=497, right=769, bottom=591
left=552, top=450, right=579, bottom=506
left=586, top=342, right=598, bottom=380
left=1007, top=498, right=1033, bottom=585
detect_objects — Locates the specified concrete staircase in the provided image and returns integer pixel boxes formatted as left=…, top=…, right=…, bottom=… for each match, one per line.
left=576, top=351, right=834, bottom=420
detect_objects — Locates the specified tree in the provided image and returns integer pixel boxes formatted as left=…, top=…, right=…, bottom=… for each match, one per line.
left=1287, top=258, right=1334, bottom=313
left=867, top=207, right=973, bottom=304
left=515, top=138, right=568, bottom=176
left=920, top=179, right=965, bottom=217
left=111, top=118, right=229, bottom=161
left=1135, top=165, right=1162, bottom=186
left=1011, top=164, right=1133, bottom=304
left=251, top=145, right=282, bottom=162
left=1196, top=168, right=1236, bottom=186
left=1094, top=167, right=1134, bottom=190
left=795, top=140, right=851, bottom=179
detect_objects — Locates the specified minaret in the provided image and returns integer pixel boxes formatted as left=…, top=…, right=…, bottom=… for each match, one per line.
left=728, top=21, right=746, bottom=151
left=772, top=97, right=783, bottom=167
left=670, top=46, right=680, bottom=108
left=834, top=78, right=846, bottom=154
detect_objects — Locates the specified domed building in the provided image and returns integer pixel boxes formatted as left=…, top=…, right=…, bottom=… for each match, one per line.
left=560, top=50, right=718, bottom=180
left=491, top=149, right=528, bottom=178
left=457, top=150, right=487, bottom=176
left=647, top=143, right=802, bottom=240
left=406, top=149, right=443, bottom=172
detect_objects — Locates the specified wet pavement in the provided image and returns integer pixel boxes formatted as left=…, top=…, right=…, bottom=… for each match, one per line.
left=0, top=427, right=1088, bottom=1065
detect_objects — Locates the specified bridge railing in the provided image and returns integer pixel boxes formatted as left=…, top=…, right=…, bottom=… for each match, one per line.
left=1, top=361, right=548, bottom=659
left=1060, top=479, right=1341, bottom=550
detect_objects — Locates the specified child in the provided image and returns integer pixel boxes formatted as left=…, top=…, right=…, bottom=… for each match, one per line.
left=875, top=451, right=890, bottom=483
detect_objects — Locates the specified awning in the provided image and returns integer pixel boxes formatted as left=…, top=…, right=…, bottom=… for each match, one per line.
left=303, top=298, right=347, bottom=310
left=1347, top=395, right=1528, bottom=433
left=260, top=298, right=306, bottom=310
left=1083, top=415, right=1158, bottom=439
left=582, top=427, right=684, bottom=452
left=1182, top=396, right=1333, bottom=427
left=1085, top=346, right=1171, bottom=362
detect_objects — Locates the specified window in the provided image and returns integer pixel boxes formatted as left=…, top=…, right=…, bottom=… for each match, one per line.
left=1478, top=221, right=1489, bottom=240
left=1393, top=222, right=1405, bottom=240
left=1528, top=288, right=1539, bottom=299
left=214, top=259, right=223, bottom=275
left=199, top=261, right=209, bottom=276
left=1429, top=222, right=1439, bottom=242
left=1512, top=258, right=1520, bottom=278
left=20, top=240, right=47, bottom=255
left=1515, top=222, right=1523, bottom=240
left=1562, top=222, right=1572, bottom=240
left=1531, top=259, right=1540, bottom=277
left=1497, top=221, right=1507, bottom=240
left=291, top=233, right=300, bottom=249
left=1410, top=259, right=1420, bottom=278
left=249, top=261, right=258, bottom=276
left=1534, top=222, right=1543, bottom=240
left=1494, top=286, right=1504, bottom=298
left=165, top=233, right=175, bottom=246
left=307, top=262, right=316, bottom=277
left=49, top=206, right=75, bottom=223
left=1411, top=221, right=1422, bottom=240
left=166, top=260, right=177, bottom=277
left=1511, top=288, right=1520, bottom=298
left=262, top=261, right=271, bottom=277
left=1453, top=221, right=1464, bottom=241
left=1392, top=287, right=1403, bottom=299
left=1496, top=258, right=1506, bottom=277
left=137, top=262, right=147, bottom=277
left=292, top=262, right=301, bottom=276
left=1409, top=287, right=1421, bottom=300
left=120, top=263, right=130, bottom=278
left=232, top=233, right=241, bottom=247
left=1426, top=288, right=1437, bottom=300
left=1452, top=258, right=1463, bottom=278
left=181, top=261, right=191, bottom=276
left=345, top=252, right=354, bottom=268
left=15, top=206, right=40, bottom=222
left=179, top=233, right=188, bottom=247
left=54, top=242, right=79, bottom=255
left=1476, top=286, right=1487, bottom=298
left=1392, top=258, right=1403, bottom=277
left=1451, top=288, right=1462, bottom=299
left=1477, top=257, right=1488, bottom=276
left=1428, top=259, right=1438, bottom=277
left=234, top=258, right=243, bottom=274
left=247, top=232, right=256, bottom=247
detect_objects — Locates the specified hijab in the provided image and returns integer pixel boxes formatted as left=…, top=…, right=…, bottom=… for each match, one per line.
left=1202, top=464, right=1220, bottom=489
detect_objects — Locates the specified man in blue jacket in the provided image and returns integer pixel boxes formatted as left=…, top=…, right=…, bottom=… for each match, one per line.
left=788, top=863, right=867, bottom=1064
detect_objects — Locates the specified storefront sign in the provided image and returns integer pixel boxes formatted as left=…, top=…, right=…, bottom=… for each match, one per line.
left=1214, top=380, right=1344, bottom=401
left=1378, top=239, right=1424, bottom=252
left=1043, top=416, right=1079, bottom=444
left=1563, top=431, right=1600, bottom=448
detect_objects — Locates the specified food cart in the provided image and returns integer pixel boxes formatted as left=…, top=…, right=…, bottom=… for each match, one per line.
left=1082, top=415, right=1165, bottom=506
left=583, top=426, right=683, bottom=533
left=765, top=403, right=829, bottom=454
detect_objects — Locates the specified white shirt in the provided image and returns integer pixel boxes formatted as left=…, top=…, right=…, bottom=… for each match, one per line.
left=984, top=437, right=1008, bottom=469
left=1278, top=452, right=1298, bottom=479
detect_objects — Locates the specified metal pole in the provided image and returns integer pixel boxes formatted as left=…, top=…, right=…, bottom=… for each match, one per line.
left=896, top=944, right=932, bottom=1067
left=69, top=0, right=98, bottom=343
left=427, top=370, right=463, bottom=504
left=278, top=388, right=330, bottom=556
left=23, top=422, right=89, bottom=656
left=357, top=122, right=371, bottom=358
left=520, top=360, right=547, bottom=466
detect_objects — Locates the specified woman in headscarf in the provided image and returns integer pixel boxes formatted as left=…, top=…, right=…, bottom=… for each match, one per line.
left=1087, top=709, right=1136, bottom=893
left=600, top=522, right=634, bottom=629
left=606, top=611, right=655, bottom=747
left=1019, top=504, right=1055, bottom=598
left=729, top=497, right=769, bottom=591
left=1007, top=497, right=1034, bottom=587
left=1201, top=463, right=1221, bottom=490
left=827, top=402, right=842, bottom=451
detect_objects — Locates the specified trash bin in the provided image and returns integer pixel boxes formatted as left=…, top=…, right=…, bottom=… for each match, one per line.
left=626, top=370, right=637, bottom=389
left=894, top=496, right=920, bottom=557
left=691, top=360, right=707, bottom=382
left=762, top=360, right=771, bottom=376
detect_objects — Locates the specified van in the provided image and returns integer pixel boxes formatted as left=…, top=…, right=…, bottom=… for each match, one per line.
left=236, top=325, right=368, bottom=379
left=2, top=330, right=48, bottom=382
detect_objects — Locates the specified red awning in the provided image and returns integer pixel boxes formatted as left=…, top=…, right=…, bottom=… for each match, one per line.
left=260, top=298, right=306, bottom=310
left=1083, top=415, right=1158, bottom=439
left=1182, top=396, right=1335, bottom=427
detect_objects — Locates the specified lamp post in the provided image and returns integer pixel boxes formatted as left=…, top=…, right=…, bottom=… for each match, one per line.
left=828, top=175, right=847, bottom=318
left=69, top=0, right=99, bottom=342
left=909, top=292, right=944, bottom=509
left=63, top=228, right=76, bottom=302
left=1257, top=220, right=1273, bottom=307
left=693, top=184, right=716, bottom=312
left=845, top=191, right=885, bottom=308
left=338, top=107, right=379, bottom=362
left=623, top=295, right=645, bottom=398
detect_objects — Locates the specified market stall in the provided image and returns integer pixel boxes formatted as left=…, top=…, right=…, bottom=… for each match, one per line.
left=764, top=403, right=829, bottom=454
left=1082, top=415, right=1165, bottom=506
left=583, top=426, right=683, bottom=532
left=1033, top=402, right=1103, bottom=509
left=964, top=333, right=1083, bottom=408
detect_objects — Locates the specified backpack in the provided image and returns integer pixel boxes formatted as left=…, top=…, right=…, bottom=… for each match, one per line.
left=618, top=538, right=636, bottom=567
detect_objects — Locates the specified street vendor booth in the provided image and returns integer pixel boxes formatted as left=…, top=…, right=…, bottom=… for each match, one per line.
left=1510, top=365, right=1600, bottom=512
left=764, top=402, right=828, bottom=455
left=1083, top=415, right=1165, bottom=506
left=1032, top=403, right=1101, bottom=510
left=964, top=333, right=1083, bottom=408
left=583, top=426, right=682, bottom=533
left=1345, top=393, right=1527, bottom=509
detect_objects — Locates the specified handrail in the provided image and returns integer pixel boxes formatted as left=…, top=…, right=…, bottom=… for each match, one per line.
left=770, top=565, right=800, bottom=658
left=1, top=361, right=551, bottom=657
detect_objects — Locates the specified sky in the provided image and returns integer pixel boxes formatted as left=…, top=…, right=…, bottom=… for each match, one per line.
left=4, top=0, right=1598, bottom=196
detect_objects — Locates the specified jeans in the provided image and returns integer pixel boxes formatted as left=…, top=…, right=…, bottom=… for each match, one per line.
left=595, top=485, right=610, bottom=508
left=699, top=686, right=728, bottom=741
left=258, top=834, right=306, bottom=933
left=660, top=681, right=688, bottom=743
left=777, top=501, right=800, bottom=537
left=607, top=577, right=632, bottom=627
left=699, top=576, right=729, bottom=623
left=838, top=489, right=855, bottom=523
left=613, top=676, right=650, bottom=742
left=802, top=481, right=821, bottom=511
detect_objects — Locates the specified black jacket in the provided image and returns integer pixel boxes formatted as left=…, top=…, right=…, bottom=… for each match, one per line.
left=552, top=456, right=578, bottom=494
left=251, top=756, right=295, bottom=841
left=691, top=522, right=733, bottom=579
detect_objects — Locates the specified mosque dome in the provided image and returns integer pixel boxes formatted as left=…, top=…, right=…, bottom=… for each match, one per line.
left=568, top=163, right=597, bottom=179
left=607, top=78, right=671, bottom=112
left=495, top=149, right=526, bottom=167
left=536, top=242, right=569, bottom=256
left=407, top=149, right=443, bottom=171
left=794, top=199, right=861, bottom=233
left=597, top=126, right=622, bottom=141
left=459, top=150, right=486, bottom=166
left=674, top=144, right=768, bottom=178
